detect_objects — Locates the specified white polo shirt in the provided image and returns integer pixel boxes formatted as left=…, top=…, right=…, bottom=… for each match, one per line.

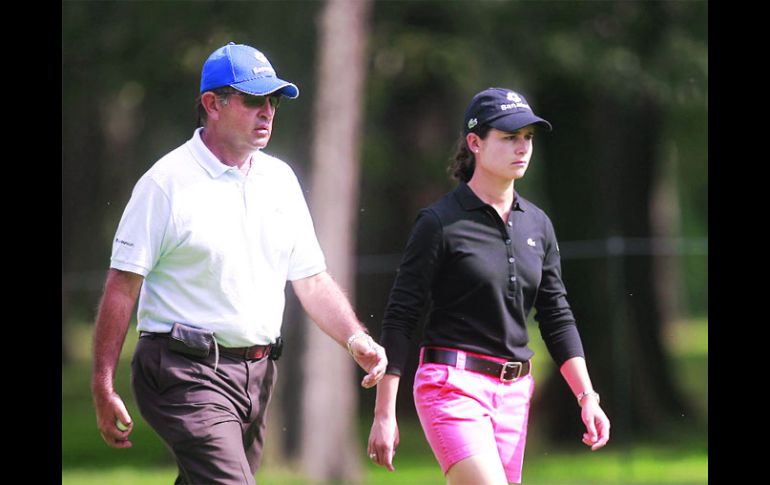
left=110, top=128, right=326, bottom=347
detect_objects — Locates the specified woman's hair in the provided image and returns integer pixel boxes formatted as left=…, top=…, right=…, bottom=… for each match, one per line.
left=196, top=87, right=234, bottom=127
left=447, top=124, right=492, bottom=182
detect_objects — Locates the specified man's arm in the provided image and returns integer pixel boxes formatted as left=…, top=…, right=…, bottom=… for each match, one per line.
left=91, top=268, right=144, bottom=448
left=291, top=271, right=387, bottom=388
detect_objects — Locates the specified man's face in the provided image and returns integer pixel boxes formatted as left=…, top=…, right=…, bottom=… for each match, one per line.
left=216, top=91, right=281, bottom=151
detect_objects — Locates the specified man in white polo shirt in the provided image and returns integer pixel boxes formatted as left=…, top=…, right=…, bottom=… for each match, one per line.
left=91, top=42, right=387, bottom=484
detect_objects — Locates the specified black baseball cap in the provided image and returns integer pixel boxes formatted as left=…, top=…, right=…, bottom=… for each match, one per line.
left=463, top=87, right=552, bottom=135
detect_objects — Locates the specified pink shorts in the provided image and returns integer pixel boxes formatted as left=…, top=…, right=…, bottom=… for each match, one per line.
left=413, top=347, right=535, bottom=484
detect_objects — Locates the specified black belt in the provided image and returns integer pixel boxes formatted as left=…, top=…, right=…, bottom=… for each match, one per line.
left=140, top=331, right=272, bottom=361
left=423, top=347, right=530, bottom=382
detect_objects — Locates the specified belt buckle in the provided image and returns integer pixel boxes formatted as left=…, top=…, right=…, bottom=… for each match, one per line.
left=500, top=361, right=522, bottom=382
left=247, top=345, right=267, bottom=360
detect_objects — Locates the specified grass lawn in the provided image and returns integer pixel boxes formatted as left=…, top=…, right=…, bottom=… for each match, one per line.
left=63, top=318, right=707, bottom=484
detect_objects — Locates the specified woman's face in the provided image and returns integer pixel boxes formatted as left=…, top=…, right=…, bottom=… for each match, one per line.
left=471, top=126, right=535, bottom=182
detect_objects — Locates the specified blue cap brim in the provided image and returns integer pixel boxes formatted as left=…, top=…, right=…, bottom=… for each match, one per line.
left=231, top=78, right=299, bottom=98
left=489, top=112, right=552, bottom=132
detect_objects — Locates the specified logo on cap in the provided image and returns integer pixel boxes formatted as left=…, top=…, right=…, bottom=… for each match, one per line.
left=500, top=91, right=530, bottom=112
left=254, top=51, right=268, bottom=63
left=467, top=118, right=478, bottom=129
left=252, top=66, right=274, bottom=76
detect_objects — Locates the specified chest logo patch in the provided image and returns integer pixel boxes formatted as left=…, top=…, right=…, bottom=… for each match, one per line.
left=527, top=238, right=536, bottom=247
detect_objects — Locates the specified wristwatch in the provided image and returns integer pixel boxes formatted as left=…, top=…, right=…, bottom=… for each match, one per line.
left=576, top=390, right=600, bottom=406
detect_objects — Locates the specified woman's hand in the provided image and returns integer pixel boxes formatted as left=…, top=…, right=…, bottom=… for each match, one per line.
left=579, top=395, right=610, bottom=450
left=368, top=414, right=400, bottom=471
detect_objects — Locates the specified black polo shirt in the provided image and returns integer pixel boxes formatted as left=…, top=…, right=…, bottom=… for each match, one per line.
left=380, top=182, right=585, bottom=376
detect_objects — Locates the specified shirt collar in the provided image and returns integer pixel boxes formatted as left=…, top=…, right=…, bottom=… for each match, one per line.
left=188, top=127, right=263, bottom=179
left=513, top=196, right=525, bottom=212
left=455, top=182, right=526, bottom=212
left=455, top=182, right=486, bottom=210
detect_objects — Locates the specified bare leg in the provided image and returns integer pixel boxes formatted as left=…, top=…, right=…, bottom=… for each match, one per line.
left=446, top=453, right=509, bottom=485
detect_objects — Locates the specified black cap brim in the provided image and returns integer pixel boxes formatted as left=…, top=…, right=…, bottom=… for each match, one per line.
left=488, top=112, right=552, bottom=132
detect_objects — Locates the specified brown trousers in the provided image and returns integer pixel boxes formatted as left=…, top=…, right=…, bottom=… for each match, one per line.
left=131, top=334, right=277, bottom=484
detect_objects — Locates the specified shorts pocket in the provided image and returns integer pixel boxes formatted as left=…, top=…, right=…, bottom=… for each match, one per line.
left=413, top=364, right=452, bottom=404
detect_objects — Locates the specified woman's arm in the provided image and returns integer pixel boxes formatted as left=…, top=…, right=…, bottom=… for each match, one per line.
left=368, top=374, right=401, bottom=471
left=560, top=356, right=611, bottom=450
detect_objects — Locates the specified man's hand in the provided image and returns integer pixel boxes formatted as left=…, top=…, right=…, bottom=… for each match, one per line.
left=93, top=389, right=134, bottom=448
left=349, top=334, right=387, bottom=388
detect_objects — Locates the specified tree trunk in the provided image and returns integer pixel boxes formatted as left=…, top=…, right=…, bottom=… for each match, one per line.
left=650, top=142, right=683, bottom=326
left=300, top=0, right=372, bottom=482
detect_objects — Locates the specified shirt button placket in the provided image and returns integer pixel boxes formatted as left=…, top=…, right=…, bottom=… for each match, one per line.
left=505, top=226, right=516, bottom=290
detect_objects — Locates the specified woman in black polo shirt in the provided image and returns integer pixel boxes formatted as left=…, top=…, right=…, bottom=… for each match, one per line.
left=367, top=87, right=610, bottom=484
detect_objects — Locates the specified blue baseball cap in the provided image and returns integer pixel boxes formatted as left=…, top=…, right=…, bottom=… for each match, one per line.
left=200, top=42, right=299, bottom=98
left=463, top=87, right=552, bottom=135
